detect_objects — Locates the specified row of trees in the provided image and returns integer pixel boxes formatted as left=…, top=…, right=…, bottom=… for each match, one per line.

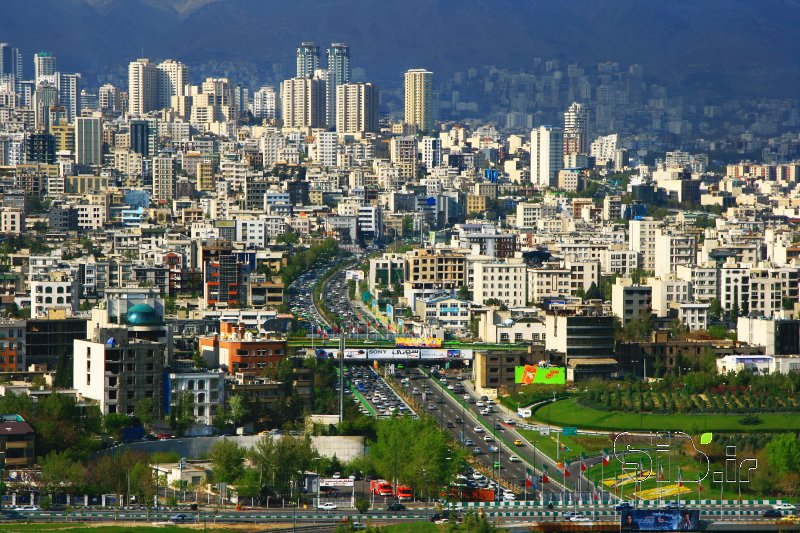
left=280, top=237, right=339, bottom=286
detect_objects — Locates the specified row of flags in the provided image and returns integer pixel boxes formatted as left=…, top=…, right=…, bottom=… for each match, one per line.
left=524, top=449, right=703, bottom=493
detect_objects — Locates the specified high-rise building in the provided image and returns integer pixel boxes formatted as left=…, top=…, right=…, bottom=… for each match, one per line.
left=530, top=125, right=564, bottom=188
left=0, top=43, right=23, bottom=82
left=404, top=68, right=433, bottom=132
left=80, top=89, right=98, bottom=111
left=326, top=43, right=350, bottom=87
left=128, top=58, right=158, bottom=116
left=34, top=51, right=56, bottom=83
left=280, top=77, right=325, bottom=129
left=313, top=68, right=335, bottom=127
left=74, top=113, right=103, bottom=166
left=33, top=82, right=58, bottom=132
left=130, top=119, right=149, bottom=156
left=335, top=82, right=378, bottom=134
left=252, top=86, right=277, bottom=120
left=563, top=102, right=589, bottom=156
left=99, top=83, right=120, bottom=112
left=296, top=42, right=320, bottom=78
left=156, top=59, right=188, bottom=111
left=152, top=153, right=175, bottom=202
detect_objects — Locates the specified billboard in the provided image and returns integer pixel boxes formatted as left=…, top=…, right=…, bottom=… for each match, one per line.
left=368, top=348, right=420, bottom=360
left=344, top=349, right=368, bottom=360
left=396, top=337, right=442, bottom=348
left=620, top=509, right=700, bottom=531
left=514, top=365, right=566, bottom=385
left=419, top=349, right=474, bottom=360
left=345, top=270, right=364, bottom=281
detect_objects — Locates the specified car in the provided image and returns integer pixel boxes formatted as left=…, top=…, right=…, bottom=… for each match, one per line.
left=170, top=514, right=191, bottom=523
left=503, top=491, right=516, bottom=500
left=386, top=502, right=406, bottom=512
left=614, top=502, right=633, bottom=511
left=332, top=472, right=341, bottom=479
left=514, top=439, right=524, bottom=446
left=569, top=515, right=590, bottom=522
left=472, top=472, right=484, bottom=480
left=508, top=455, right=520, bottom=462
left=464, top=439, right=474, bottom=446
left=463, top=394, right=471, bottom=401
left=351, top=522, right=367, bottom=530
left=472, top=447, right=483, bottom=454
left=659, top=502, right=686, bottom=511
left=476, top=401, right=485, bottom=407
left=483, top=435, right=494, bottom=442
left=774, top=503, right=797, bottom=511
left=763, top=509, right=783, bottom=518
left=474, top=426, right=484, bottom=433
left=455, top=418, right=463, bottom=424
left=428, top=404, right=437, bottom=410
left=563, top=512, right=580, bottom=518
left=319, top=502, right=338, bottom=511
left=778, top=515, right=800, bottom=523
left=446, top=422, right=455, bottom=428
left=488, top=445, right=499, bottom=453
left=434, top=518, right=449, bottom=524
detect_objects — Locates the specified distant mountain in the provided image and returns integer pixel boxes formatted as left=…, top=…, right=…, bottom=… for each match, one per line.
left=2, top=0, right=799, bottom=97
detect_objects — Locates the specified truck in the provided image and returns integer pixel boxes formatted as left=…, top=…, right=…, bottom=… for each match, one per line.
left=370, top=480, right=394, bottom=497
left=446, top=486, right=494, bottom=502
left=395, top=485, right=413, bottom=501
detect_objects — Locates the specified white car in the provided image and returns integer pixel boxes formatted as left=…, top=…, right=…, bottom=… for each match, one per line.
left=476, top=401, right=485, bottom=407
left=502, top=418, right=515, bottom=425
left=474, top=426, right=484, bottom=433
left=569, top=514, right=589, bottom=522
left=472, top=472, right=484, bottom=480
left=319, top=502, right=337, bottom=511
left=508, top=455, right=520, bottom=462
left=332, top=472, right=341, bottom=479
left=774, top=503, right=796, bottom=511
left=503, top=492, right=516, bottom=501
left=483, top=435, right=494, bottom=442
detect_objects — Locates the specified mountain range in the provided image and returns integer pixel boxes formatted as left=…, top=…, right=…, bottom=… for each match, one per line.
left=2, top=0, right=799, bottom=97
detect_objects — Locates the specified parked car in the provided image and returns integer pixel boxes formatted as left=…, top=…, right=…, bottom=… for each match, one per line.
left=319, top=502, right=338, bottom=511
left=386, top=502, right=406, bottom=512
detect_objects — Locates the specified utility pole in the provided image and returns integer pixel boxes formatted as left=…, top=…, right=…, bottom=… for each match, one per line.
left=339, top=333, right=345, bottom=423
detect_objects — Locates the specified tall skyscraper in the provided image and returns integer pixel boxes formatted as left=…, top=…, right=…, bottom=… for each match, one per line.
left=530, top=125, right=564, bottom=188
left=128, top=58, right=158, bottom=116
left=326, top=43, right=351, bottom=87
left=563, top=102, right=589, bottom=155
left=296, top=42, right=320, bottom=78
left=156, top=59, right=188, bottom=111
left=313, top=68, right=334, bottom=128
left=74, top=114, right=103, bottom=166
left=99, top=83, right=121, bottom=112
left=130, top=119, right=149, bottom=156
left=336, top=82, right=378, bottom=135
left=152, top=153, right=175, bottom=202
left=34, top=82, right=58, bottom=132
left=0, top=43, right=23, bottom=82
left=34, top=51, right=56, bottom=83
left=404, top=68, right=433, bottom=132
left=253, top=86, right=277, bottom=120
left=280, top=77, right=325, bottom=129
left=128, top=58, right=189, bottom=116
left=56, top=72, right=81, bottom=122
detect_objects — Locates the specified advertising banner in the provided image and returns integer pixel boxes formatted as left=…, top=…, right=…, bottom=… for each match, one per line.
left=367, top=348, right=420, bottom=360
left=396, top=337, right=442, bottom=348
left=514, top=365, right=566, bottom=385
left=620, top=509, right=700, bottom=531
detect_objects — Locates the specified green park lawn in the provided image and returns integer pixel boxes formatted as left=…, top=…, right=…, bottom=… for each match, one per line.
left=534, top=397, right=800, bottom=432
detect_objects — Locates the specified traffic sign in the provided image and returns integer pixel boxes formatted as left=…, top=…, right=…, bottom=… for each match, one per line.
left=562, top=427, right=577, bottom=436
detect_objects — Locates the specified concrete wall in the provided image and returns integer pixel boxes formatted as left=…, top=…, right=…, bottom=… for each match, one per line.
left=97, top=435, right=365, bottom=462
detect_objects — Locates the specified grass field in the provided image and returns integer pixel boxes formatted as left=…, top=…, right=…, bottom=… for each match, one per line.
left=534, top=398, right=800, bottom=432
left=517, top=429, right=611, bottom=464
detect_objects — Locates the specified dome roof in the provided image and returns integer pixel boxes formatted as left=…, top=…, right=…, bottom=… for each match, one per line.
left=126, top=303, right=160, bottom=325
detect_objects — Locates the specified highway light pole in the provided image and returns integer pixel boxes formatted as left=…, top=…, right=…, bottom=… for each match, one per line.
left=339, top=333, right=345, bottom=423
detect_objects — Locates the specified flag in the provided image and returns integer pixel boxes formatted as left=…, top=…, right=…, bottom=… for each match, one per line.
left=580, top=454, right=587, bottom=472
left=525, top=468, right=533, bottom=488
left=658, top=464, right=665, bottom=481
left=698, top=476, right=703, bottom=493
left=602, top=449, right=610, bottom=466
left=562, top=462, right=571, bottom=478
left=638, top=460, right=645, bottom=477
left=614, top=478, right=619, bottom=494
left=677, top=467, right=683, bottom=488
left=542, top=465, right=550, bottom=484
left=592, top=489, right=598, bottom=501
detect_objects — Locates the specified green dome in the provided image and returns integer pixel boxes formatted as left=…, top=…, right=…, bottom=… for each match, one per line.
left=126, top=303, right=160, bottom=325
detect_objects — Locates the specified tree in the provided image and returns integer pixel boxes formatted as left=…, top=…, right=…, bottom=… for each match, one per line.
left=249, top=435, right=318, bottom=498
left=457, top=285, right=473, bottom=302
left=766, top=434, right=800, bottom=475
left=174, top=390, right=196, bottom=435
left=354, top=497, right=370, bottom=514
left=135, top=397, right=155, bottom=428
left=234, top=467, right=263, bottom=502
left=210, top=439, right=246, bottom=485
left=39, top=451, right=84, bottom=495
left=228, top=395, right=248, bottom=427
left=104, top=412, right=135, bottom=439
left=584, top=282, right=602, bottom=301
left=709, top=298, right=722, bottom=321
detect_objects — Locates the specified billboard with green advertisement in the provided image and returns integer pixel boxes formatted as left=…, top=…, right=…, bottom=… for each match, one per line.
left=514, top=365, right=566, bottom=385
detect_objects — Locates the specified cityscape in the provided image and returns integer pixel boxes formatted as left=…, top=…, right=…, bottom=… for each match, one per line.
left=1, top=1, right=800, bottom=532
